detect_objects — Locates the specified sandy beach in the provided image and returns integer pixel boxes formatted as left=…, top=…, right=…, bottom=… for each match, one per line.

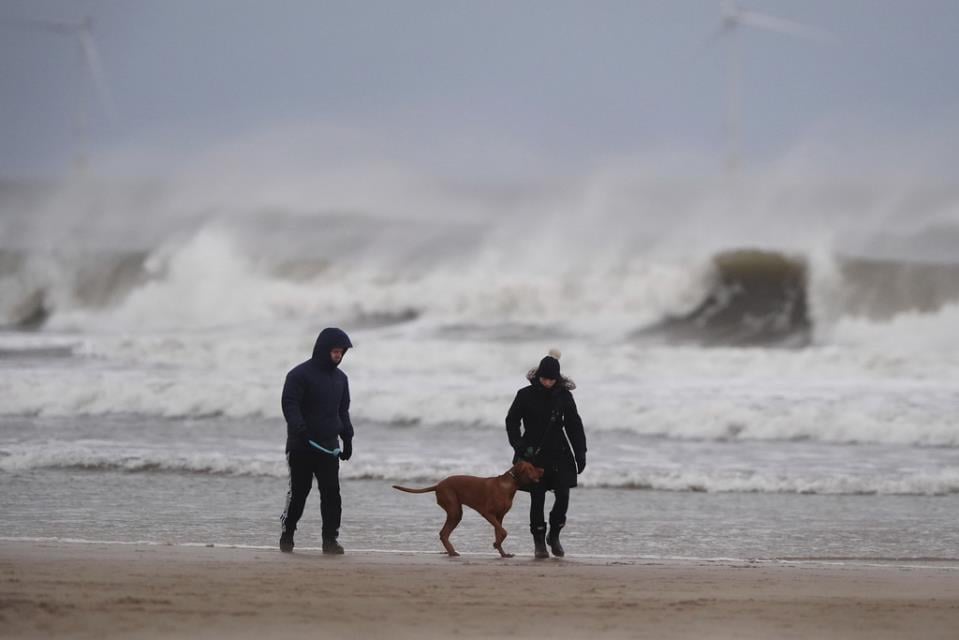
left=1, top=541, right=957, bottom=639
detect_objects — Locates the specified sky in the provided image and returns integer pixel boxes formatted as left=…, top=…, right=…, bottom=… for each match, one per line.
left=1, top=0, right=958, bottom=180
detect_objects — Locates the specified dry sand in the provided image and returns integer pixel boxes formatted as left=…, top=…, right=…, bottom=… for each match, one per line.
left=2, top=540, right=958, bottom=639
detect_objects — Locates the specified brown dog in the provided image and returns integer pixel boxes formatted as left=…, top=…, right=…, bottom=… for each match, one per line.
left=392, top=461, right=544, bottom=558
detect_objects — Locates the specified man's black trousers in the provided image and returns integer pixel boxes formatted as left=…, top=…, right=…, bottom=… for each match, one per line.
left=280, top=448, right=341, bottom=540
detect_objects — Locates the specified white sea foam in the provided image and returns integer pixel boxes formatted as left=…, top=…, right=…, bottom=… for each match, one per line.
left=2, top=328, right=957, bottom=447
left=3, top=439, right=958, bottom=496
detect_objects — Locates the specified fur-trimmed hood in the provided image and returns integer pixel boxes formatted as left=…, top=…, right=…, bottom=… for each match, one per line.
left=526, top=369, right=576, bottom=390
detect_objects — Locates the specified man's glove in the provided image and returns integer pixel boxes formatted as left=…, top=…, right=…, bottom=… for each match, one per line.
left=297, top=430, right=311, bottom=450
left=575, top=454, right=586, bottom=474
left=339, top=439, right=353, bottom=461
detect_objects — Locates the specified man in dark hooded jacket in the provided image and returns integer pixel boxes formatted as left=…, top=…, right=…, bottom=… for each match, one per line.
left=279, top=327, right=354, bottom=554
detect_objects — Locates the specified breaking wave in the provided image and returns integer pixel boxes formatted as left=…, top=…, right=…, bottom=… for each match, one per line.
left=637, top=249, right=811, bottom=347
left=3, top=169, right=959, bottom=346
left=0, top=248, right=149, bottom=328
left=0, top=245, right=959, bottom=347
left=3, top=226, right=959, bottom=347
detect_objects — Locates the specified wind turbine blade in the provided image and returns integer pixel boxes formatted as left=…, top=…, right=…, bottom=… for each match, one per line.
left=736, top=10, right=836, bottom=42
left=79, top=31, right=117, bottom=121
left=692, top=25, right=731, bottom=60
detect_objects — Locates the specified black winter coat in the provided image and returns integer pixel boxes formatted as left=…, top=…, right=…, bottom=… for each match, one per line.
left=282, top=328, right=354, bottom=453
left=506, top=379, right=587, bottom=491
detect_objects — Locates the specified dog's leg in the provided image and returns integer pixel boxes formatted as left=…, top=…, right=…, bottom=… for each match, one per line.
left=481, top=511, right=513, bottom=558
left=436, top=491, right=463, bottom=557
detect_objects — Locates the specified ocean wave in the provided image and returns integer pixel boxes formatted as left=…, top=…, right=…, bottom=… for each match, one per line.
left=4, top=165, right=959, bottom=340
left=4, top=447, right=959, bottom=496
left=5, top=230, right=959, bottom=351
left=0, top=248, right=149, bottom=329
left=2, top=359, right=958, bottom=448
left=636, top=249, right=811, bottom=347
left=0, top=334, right=82, bottom=359
left=636, top=249, right=959, bottom=347
left=583, top=469, right=959, bottom=495
left=0, top=447, right=287, bottom=477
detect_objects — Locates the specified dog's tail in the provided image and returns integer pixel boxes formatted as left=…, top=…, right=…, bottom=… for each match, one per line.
left=392, top=484, right=438, bottom=494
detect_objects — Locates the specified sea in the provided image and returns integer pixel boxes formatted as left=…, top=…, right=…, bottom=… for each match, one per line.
left=1, top=172, right=958, bottom=563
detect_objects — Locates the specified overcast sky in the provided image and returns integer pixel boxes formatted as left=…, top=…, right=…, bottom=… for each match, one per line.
left=1, top=0, right=958, bottom=179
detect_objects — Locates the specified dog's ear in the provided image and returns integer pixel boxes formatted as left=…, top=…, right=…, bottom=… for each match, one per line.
left=518, top=461, right=544, bottom=483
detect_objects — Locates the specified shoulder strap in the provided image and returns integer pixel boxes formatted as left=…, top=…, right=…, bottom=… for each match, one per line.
left=531, top=393, right=565, bottom=457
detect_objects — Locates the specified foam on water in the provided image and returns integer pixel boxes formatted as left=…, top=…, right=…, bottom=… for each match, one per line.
left=3, top=417, right=959, bottom=496
left=1, top=320, right=957, bottom=456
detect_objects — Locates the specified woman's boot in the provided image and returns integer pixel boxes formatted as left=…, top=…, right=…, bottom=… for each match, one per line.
left=531, top=523, right=549, bottom=559
left=546, top=523, right=565, bottom=557
left=322, top=537, right=344, bottom=555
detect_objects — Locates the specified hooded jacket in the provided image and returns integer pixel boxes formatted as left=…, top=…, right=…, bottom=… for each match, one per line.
left=282, top=328, right=354, bottom=453
left=505, top=376, right=586, bottom=490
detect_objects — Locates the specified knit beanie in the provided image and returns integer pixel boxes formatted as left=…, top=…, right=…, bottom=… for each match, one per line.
left=535, top=349, right=562, bottom=380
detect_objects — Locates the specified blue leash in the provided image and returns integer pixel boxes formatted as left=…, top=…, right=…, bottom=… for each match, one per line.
left=308, top=440, right=342, bottom=457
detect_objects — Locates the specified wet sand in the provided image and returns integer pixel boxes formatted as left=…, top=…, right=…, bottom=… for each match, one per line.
left=2, top=541, right=958, bottom=639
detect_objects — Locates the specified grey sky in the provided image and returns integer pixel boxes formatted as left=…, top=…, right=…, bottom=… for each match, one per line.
left=1, top=0, right=958, bottom=179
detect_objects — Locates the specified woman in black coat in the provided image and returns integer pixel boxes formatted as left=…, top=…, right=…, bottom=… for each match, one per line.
left=505, top=351, right=587, bottom=558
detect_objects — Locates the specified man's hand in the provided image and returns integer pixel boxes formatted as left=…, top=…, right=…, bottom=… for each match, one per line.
left=297, top=430, right=311, bottom=449
left=339, top=439, right=353, bottom=461
left=575, top=454, right=586, bottom=474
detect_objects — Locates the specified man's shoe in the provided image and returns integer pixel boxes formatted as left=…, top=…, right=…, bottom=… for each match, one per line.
left=322, top=538, right=344, bottom=555
left=279, top=531, right=294, bottom=553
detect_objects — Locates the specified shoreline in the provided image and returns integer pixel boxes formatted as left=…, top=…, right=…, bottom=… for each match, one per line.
left=3, top=540, right=959, bottom=639
left=4, top=535, right=959, bottom=570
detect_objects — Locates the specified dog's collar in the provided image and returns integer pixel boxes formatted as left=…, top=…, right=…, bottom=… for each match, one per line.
left=507, top=469, right=518, bottom=482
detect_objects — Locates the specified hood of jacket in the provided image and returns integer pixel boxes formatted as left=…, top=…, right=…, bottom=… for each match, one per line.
left=312, top=327, right=353, bottom=369
left=526, top=370, right=576, bottom=391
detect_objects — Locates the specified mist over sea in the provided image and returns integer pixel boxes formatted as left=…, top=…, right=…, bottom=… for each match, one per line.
left=2, top=161, right=958, bottom=560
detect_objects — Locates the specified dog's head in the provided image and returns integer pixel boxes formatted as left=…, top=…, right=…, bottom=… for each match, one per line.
left=511, top=460, right=545, bottom=486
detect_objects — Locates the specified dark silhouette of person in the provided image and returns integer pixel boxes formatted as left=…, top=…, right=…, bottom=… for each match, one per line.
left=279, top=327, right=354, bottom=554
left=506, top=350, right=587, bottom=558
